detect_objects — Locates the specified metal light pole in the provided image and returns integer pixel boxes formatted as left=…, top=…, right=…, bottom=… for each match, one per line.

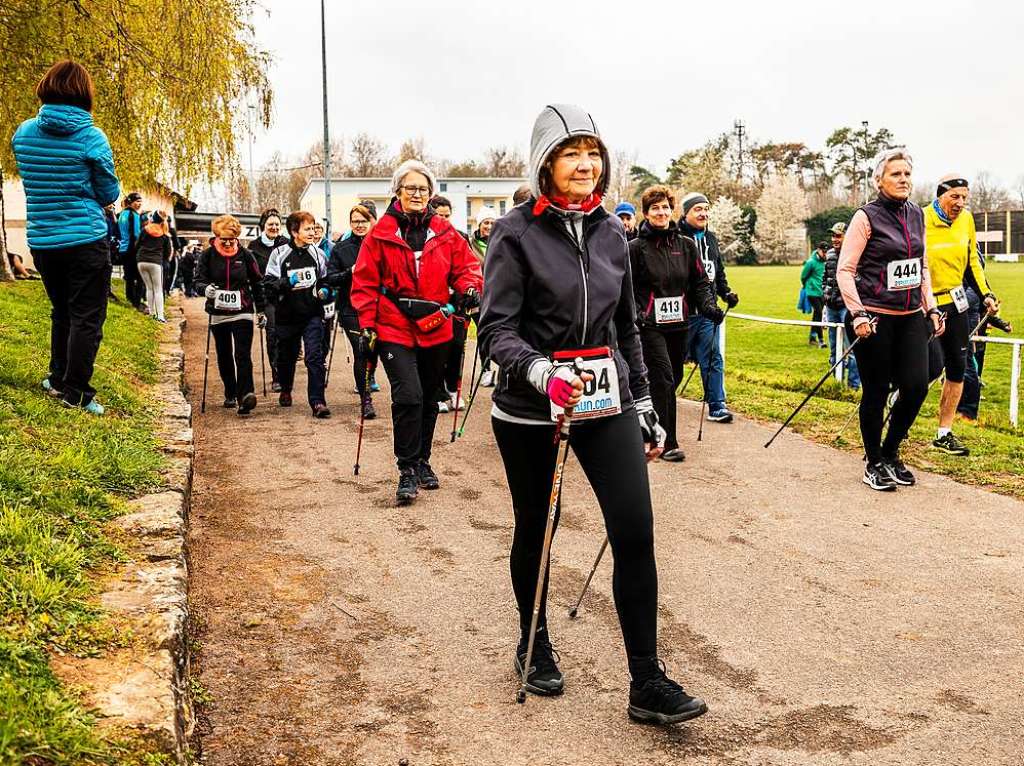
left=247, top=104, right=256, bottom=211
left=320, top=0, right=333, bottom=237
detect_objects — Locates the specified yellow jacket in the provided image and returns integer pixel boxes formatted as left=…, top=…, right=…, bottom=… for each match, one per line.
left=923, top=202, right=990, bottom=305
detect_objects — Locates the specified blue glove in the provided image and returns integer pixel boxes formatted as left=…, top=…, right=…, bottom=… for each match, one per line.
left=289, top=272, right=299, bottom=286
left=317, top=287, right=331, bottom=301
left=441, top=303, right=455, bottom=318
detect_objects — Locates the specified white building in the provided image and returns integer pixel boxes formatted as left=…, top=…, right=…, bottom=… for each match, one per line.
left=300, top=176, right=527, bottom=236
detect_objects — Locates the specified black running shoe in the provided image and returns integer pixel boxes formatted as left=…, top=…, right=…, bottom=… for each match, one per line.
left=863, top=461, right=897, bottom=492
left=312, top=403, right=332, bottom=419
left=660, top=448, right=685, bottom=463
left=515, top=639, right=564, bottom=696
left=396, top=468, right=419, bottom=505
left=932, top=432, right=970, bottom=456
left=417, top=460, right=440, bottom=490
left=361, top=399, right=377, bottom=420
left=223, top=397, right=237, bottom=408
left=237, top=392, right=257, bottom=415
left=628, top=660, right=707, bottom=724
left=881, top=458, right=916, bottom=486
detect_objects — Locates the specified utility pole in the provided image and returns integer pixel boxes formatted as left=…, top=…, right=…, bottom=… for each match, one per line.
left=247, top=104, right=256, bottom=212
left=320, top=0, right=333, bottom=237
left=733, top=119, right=746, bottom=183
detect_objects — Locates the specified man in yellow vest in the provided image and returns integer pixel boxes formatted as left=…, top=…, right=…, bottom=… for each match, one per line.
left=923, top=175, right=1000, bottom=456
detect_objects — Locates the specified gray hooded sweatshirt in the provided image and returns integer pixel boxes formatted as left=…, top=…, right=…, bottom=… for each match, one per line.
left=478, top=104, right=650, bottom=424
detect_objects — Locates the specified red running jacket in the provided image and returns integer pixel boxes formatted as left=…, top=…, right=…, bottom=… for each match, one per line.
left=352, top=210, right=483, bottom=348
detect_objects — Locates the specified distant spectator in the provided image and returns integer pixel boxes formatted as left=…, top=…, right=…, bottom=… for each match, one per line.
left=180, top=245, right=197, bottom=297
left=118, top=192, right=145, bottom=308
left=801, top=242, right=827, bottom=347
left=822, top=222, right=860, bottom=389
left=136, top=210, right=171, bottom=322
left=11, top=60, right=120, bottom=415
left=7, top=251, right=37, bottom=279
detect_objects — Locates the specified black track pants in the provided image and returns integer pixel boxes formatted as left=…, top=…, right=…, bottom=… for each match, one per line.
left=33, top=240, right=111, bottom=406
left=379, top=341, right=447, bottom=469
left=640, top=326, right=688, bottom=450
left=277, top=316, right=327, bottom=408
left=211, top=319, right=254, bottom=400
left=492, top=412, right=657, bottom=665
left=847, top=312, right=929, bottom=463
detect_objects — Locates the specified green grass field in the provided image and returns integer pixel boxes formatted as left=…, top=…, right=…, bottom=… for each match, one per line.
left=0, top=281, right=174, bottom=765
left=684, top=263, right=1023, bottom=498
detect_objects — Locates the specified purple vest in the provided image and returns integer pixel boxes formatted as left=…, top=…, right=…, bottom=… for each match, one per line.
left=855, top=196, right=926, bottom=313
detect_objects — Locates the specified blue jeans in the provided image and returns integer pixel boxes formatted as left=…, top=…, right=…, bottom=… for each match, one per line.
left=825, top=306, right=860, bottom=389
left=687, top=315, right=726, bottom=409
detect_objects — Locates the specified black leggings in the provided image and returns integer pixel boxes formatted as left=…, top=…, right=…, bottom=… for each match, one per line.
left=339, top=312, right=377, bottom=397
left=211, top=319, right=254, bottom=399
left=378, top=341, right=447, bottom=469
left=640, top=326, right=688, bottom=450
left=847, top=312, right=929, bottom=463
left=492, top=412, right=657, bottom=666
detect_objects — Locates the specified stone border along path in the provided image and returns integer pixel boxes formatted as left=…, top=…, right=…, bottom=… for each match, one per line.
left=181, top=297, right=1024, bottom=766
left=53, top=300, right=195, bottom=763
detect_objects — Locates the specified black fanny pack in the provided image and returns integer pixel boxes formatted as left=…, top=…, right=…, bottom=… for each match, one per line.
left=381, top=286, right=448, bottom=332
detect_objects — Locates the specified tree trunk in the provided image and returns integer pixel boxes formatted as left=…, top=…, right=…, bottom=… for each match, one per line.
left=0, top=169, right=15, bottom=282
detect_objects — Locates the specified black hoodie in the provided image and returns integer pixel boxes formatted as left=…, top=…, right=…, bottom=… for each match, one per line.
left=629, top=221, right=721, bottom=332
left=479, top=200, right=649, bottom=422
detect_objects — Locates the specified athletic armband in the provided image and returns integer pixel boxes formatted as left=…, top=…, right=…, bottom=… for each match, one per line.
left=852, top=310, right=871, bottom=320
left=926, top=308, right=942, bottom=318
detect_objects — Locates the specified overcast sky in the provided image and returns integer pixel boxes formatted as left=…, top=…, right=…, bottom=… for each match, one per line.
left=244, top=0, right=1023, bottom=195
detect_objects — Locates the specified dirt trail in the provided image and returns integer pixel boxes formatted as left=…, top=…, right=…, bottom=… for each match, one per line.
left=182, top=298, right=1024, bottom=766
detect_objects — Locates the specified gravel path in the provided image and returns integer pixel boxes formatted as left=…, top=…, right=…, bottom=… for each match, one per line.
left=182, top=298, right=1024, bottom=765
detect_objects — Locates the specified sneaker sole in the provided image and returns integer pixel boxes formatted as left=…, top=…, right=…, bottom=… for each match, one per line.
left=628, top=701, right=708, bottom=725
left=514, top=656, right=564, bottom=696
left=706, top=415, right=732, bottom=423
left=930, top=442, right=970, bottom=456
left=396, top=492, right=417, bottom=506
left=862, top=475, right=897, bottom=492
left=419, top=481, right=440, bottom=490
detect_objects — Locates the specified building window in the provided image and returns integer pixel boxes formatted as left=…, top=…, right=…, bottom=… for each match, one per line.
left=499, top=199, right=507, bottom=216
left=466, top=199, right=472, bottom=222
left=440, top=182, right=447, bottom=192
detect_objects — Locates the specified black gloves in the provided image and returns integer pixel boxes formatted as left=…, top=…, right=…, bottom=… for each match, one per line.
left=458, top=287, right=481, bottom=315
left=358, top=328, right=378, bottom=359
left=709, top=305, right=726, bottom=325
left=725, top=291, right=739, bottom=309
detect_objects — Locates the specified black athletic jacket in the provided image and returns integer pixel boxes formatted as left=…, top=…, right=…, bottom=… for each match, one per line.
left=194, top=246, right=266, bottom=316
left=678, top=221, right=731, bottom=314
left=326, top=233, right=364, bottom=319
left=247, top=234, right=289, bottom=274
left=478, top=199, right=650, bottom=422
left=823, top=247, right=844, bottom=310
left=629, top=221, right=722, bottom=332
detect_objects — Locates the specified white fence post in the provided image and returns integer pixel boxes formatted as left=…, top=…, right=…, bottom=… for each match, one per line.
left=718, top=318, right=726, bottom=365
left=834, top=326, right=844, bottom=383
left=1011, top=342, right=1021, bottom=429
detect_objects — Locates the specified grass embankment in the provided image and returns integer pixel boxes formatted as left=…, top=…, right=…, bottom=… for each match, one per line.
left=0, top=281, right=173, bottom=765
left=684, top=263, right=1023, bottom=498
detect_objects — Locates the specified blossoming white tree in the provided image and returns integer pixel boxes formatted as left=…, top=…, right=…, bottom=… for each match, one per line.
left=754, top=173, right=811, bottom=262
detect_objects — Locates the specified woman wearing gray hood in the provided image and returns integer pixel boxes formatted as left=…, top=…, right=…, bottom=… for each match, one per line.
left=478, top=105, right=707, bottom=725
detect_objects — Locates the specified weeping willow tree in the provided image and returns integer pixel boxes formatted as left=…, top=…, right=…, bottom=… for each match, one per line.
left=0, top=0, right=273, bottom=279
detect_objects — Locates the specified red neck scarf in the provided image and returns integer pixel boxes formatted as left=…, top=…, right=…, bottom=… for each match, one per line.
left=533, top=192, right=603, bottom=217
left=213, top=240, right=238, bottom=258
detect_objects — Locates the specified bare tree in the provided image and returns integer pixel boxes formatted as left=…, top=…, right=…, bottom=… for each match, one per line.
left=397, top=137, right=428, bottom=165
left=348, top=133, right=392, bottom=177
left=971, top=171, right=1013, bottom=211
left=607, top=149, right=639, bottom=206
left=483, top=146, right=526, bottom=177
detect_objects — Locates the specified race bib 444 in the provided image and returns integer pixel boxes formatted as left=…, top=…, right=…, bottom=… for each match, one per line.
left=887, top=258, right=921, bottom=291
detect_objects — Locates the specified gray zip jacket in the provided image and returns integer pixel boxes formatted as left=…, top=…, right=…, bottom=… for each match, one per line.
left=478, top=104, right=649, bottom=423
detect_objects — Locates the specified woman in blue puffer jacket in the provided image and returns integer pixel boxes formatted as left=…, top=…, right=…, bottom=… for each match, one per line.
left=11, top=60, right=121, bottom=415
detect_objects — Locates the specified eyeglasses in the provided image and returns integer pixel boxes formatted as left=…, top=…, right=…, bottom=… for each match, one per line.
left=217, top=238, right=239, bottom=246
left=350, top=219, right=370, bottom=227
left=400, top=185, right=430, bottom=197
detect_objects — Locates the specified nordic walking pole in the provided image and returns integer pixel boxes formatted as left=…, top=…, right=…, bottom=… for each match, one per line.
left=258, top=323, right=267, bottom=396
left=456, top=349, right=484, bottom=439
left=764, top=320, right=875, bottom=448
left=200, top=312, right=212, bottom=413
left=519, top=359, right=584, bottom=705
left=568, top=537, right=609, bottom=619
left=678, top=360, right=699, bottom=398
left=450, top=318, right=470, bottom=442
left=325, top=315, right=339, bottom=387
left=353, top=336, right=376, bottom=475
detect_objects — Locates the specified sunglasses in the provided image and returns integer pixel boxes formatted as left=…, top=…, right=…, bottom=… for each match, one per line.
left=217, top=238, right=239, bottom=246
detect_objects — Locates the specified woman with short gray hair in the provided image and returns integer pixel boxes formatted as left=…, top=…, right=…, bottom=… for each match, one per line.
left=837, top=148, right=943, bottom=491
